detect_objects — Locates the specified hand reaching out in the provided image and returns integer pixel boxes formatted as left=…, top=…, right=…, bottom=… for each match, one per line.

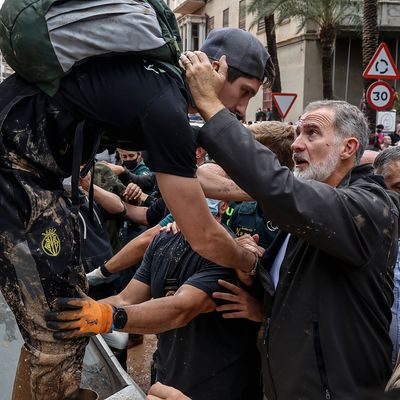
left=180, top=51, right=226, bottom=120
left=124, top=182, right=143, bottom=202
left=147, top=382, right=191, bottom=400
left=161, top=221, right=180, bottom=235
left=79, top=169, right=91, bottom=192
left=213, top=279, right=263, bottom=323
left=45, top=296, right=114, bottom=339
left=235, top=234, right=265, bottom=257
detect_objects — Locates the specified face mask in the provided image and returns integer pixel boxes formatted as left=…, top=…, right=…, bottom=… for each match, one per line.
left=206, top=198, right=221, bottom=216
left=123, top=159, right=138, bottom=170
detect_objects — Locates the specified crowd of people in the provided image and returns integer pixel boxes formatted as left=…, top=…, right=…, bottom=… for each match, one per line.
left=367, top=123, right=400, bottom=152
left=0, top=8, right=400, bottom=400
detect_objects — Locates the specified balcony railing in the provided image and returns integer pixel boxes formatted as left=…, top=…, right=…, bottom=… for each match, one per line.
left=379, top=1, right=400, bottom=30
left=173, top=0, right=205, bottom=15
left=340, top=0, right=400, bottom=30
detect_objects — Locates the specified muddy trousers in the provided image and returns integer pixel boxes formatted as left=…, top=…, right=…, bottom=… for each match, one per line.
left=0, top=168, right=88, bottom=400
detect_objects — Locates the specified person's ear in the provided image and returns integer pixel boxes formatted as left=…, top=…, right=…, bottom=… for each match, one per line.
left=340, top=137, right=359, bottom=161
left=211, top=60, right=220, bottom=71
left=195, top=147, right=206, bottom=160
left=211, top=56, right=228, bottom=74
left=219, top=201, right=229, bottom=214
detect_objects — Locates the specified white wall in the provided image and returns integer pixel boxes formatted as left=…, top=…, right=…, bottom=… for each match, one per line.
left=276, top=40, right=306, bottom=122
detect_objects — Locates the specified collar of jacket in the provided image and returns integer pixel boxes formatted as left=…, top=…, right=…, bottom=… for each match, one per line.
left=337, top=164, right=386, bottom=189
left=339, top=164, right=400, bottom=219
left=132, top=160, right=145, bottom=173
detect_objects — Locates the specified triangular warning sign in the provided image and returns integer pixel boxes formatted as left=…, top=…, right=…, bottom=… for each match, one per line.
left=363, top=43, right=400, bottom=80
left=272, top=93, right=297, bottom=119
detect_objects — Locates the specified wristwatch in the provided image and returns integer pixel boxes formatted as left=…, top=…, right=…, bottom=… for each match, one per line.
left=112, top=307, right=128, bottom=330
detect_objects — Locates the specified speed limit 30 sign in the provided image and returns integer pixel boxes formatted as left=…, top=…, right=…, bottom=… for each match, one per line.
left=366, top=81, right=395, bottom=111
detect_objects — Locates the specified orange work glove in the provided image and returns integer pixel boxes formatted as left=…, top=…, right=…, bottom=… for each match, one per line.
left=45, top=298, right=114, bottom=339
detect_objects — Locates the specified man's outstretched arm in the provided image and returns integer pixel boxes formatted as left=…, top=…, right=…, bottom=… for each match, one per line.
left=80, top=173, right=125, bottom=215
left=118, top=284, right=215, bottom=334
left=196, top=167, right=252, bottom=202
left=105, top=224, right=160, bottom=271
left=86, top=224, right=161, bottom=286
left=156, top=172, right=257, bottom=272
left=45, top=284, right=215, bottom=338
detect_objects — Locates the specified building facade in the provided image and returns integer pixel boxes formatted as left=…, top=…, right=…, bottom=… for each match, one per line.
left=171, top=0, right=400, bottom=123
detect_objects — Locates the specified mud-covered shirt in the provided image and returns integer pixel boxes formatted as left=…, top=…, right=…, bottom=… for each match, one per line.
left=134, top=231, right=262, bottom=400
left=0, top=56, right=196, bottom=179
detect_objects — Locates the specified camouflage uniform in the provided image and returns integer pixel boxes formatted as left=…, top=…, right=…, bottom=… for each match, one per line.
left=0, top=76, right=88, bottom=399
left=93, top=162, right=126, bottom=197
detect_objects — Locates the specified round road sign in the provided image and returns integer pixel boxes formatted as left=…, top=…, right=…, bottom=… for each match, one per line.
left=366, top=81, right=395, bottom=111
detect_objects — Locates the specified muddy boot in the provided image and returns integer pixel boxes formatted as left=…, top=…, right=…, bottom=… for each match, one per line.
left=12, top=345, right=32, bottom=400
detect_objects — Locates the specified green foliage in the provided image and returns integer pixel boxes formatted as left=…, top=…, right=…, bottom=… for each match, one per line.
left=247, top=0, right=270, bottom=30
left=247, top=0, right=360, bottom=34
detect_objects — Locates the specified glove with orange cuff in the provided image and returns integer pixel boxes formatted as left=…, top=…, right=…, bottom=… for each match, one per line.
left=45, top=297, right=114, bottom=340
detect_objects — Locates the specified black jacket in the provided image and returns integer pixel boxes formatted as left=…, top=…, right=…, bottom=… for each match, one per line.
left=119, top=168, right=156, bottom=193
left=199, top=109, right=400, bottom=400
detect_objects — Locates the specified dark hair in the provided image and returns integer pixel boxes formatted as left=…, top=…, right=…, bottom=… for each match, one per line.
left=377, top=124, right=384, bottom=130
left=226, top=57, right=275, bottom=88
left=374, top=146, right=400, bottom=175
left=227, top=65, right=255, bottom=83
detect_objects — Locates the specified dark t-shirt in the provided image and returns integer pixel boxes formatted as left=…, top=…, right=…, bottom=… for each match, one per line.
left=0, top=56, right=196, bottom=179
left=135, top=231, right=262, bottom=400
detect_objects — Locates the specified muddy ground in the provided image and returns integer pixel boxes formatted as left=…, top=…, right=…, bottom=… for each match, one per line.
left=127, top=334, right=158, bottom=393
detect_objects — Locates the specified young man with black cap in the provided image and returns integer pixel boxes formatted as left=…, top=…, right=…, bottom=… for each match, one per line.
left=198, top=28, right=274, bottom=121
left=0, top=26, right=273, bottom=398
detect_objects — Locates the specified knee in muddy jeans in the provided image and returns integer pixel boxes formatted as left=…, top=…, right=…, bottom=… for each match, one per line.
left=13, top=338, right=88, bottom=400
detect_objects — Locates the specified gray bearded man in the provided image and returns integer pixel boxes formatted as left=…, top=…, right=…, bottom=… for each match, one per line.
left=179, top=50, right=399, bottom=399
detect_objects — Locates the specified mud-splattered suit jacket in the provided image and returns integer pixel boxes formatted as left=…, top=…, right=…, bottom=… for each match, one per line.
left=199, top=108, right=400, bottom=400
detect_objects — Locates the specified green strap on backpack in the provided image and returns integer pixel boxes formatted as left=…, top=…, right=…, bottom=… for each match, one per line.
left=0, top=0, right=183, bottom=96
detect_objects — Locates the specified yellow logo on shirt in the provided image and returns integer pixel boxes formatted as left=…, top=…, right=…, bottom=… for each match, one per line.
left=41, top=228, right=61, bottom=257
